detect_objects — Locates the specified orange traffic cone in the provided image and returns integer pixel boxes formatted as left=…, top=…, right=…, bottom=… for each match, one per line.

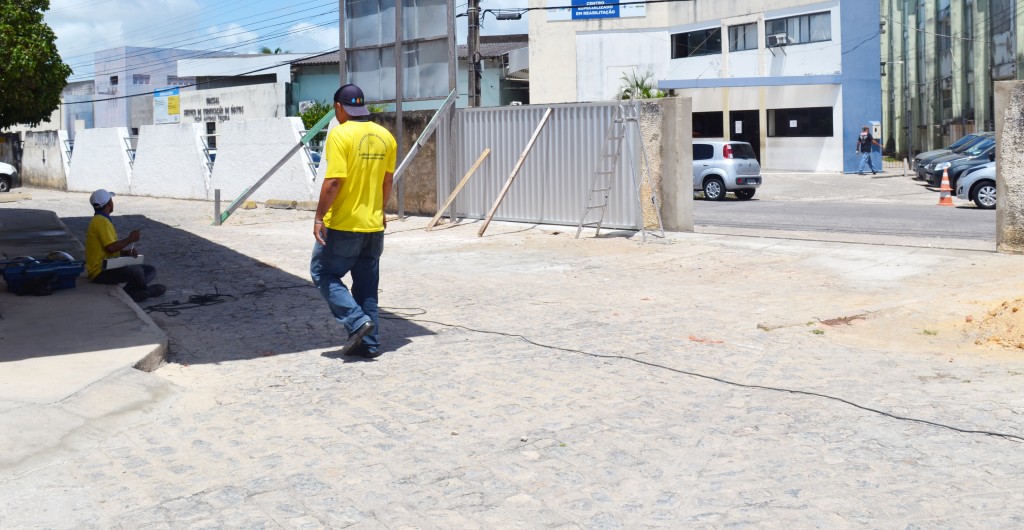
left=938, top=168, right=954, bottom=206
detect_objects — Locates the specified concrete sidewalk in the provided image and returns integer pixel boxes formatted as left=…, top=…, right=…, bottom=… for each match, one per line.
left=1, top=188, right=1023, bottom=527
left=0, top=206, right=167, bottom=469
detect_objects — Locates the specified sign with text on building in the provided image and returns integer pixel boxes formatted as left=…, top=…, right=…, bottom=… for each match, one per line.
left=153, top=87, right=181, bottom=125
left=546, top=0, right=645, bottom=21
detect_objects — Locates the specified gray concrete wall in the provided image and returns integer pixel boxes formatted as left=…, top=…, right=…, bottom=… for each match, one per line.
left=66, top=127, right=132, bottom=194
left=132, top=123, right=210, bottom=200
left=995, top=81, right=1024, bottom=254
left=211, top=118, right=315, bottom=203
left=20, top=131, right=69, bottom=190
left=658, top=96, right=694, bottom=232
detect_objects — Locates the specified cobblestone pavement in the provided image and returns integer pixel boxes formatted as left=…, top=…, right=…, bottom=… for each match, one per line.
left=2, top=189, right=1024, bottom=528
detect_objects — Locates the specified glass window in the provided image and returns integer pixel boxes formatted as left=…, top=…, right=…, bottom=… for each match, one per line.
left=766, top=12, right=831, bottom=46
left=671, top=28, right=722, bottom=58
left=729, top=23, right=758, bottom=51
left=692, top=111, right=724, bottom=138
left=693, top=144, right=714, bottom=160
left=727, top=143, right=757, bottom=159
left=132, top=74, right=150, bottom=85
left=768, top=107, right=834, bottom=137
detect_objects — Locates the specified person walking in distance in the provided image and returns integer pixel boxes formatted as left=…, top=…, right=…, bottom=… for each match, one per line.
left=311, top=84, right=397, bottom=358
left=855, top=125, right=882, bottom=175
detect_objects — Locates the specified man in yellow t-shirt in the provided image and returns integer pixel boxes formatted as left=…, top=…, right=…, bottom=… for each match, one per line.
left=85, top=189, right=166, bottom=303
left=311, top=84, right=396, bottom=358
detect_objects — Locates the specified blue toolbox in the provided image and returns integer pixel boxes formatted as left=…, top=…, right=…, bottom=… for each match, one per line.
left=1, top=254, right=85, bottom=296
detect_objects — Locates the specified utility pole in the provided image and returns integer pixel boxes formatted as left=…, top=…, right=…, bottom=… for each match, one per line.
left=467, top=0, right=481, bottom=107
left=903, top=0, right=913, bottom=158
left=339, top=0, right=347, bottom=86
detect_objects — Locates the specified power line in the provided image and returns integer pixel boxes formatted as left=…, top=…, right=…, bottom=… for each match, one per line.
left=56, top=0, right=336, bottom=69
left=65, top=13, right=338, bottom=83
left=58, top=47, right=341, bottom=107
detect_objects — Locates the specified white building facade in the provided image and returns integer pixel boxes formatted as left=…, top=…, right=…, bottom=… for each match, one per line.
left=529, top=0, right=882, bottom=173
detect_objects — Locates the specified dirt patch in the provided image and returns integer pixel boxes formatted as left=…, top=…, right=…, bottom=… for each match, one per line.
left=966, top=298, right=1024, bottom=350
left=820, top=314, right=867, bottom=326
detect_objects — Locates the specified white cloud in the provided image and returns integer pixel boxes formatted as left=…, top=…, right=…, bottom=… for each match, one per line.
left=47, top=0, right=203, bottom=78
left=204, top=23, right=262, bottom=51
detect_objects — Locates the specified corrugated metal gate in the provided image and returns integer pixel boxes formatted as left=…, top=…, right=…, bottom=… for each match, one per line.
left=436, top=102, right=641, bottom=230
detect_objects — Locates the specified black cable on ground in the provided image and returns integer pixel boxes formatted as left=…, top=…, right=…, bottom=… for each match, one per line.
left=144, top=293, right=237, bottom=316
left=382, top=312, right=1024, bottom=444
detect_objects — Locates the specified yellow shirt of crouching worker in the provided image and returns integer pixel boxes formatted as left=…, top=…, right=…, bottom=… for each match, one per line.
left=321, top=120, right=397, bottom=233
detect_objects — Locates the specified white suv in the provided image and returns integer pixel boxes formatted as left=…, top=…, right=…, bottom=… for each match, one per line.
left=0, top=162, right=20, bottom=193
left=692, top=140, right=762, bottom=200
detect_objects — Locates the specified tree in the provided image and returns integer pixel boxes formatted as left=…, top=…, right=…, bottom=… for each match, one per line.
left=619, top=70, right=667, bottom=100
left=260, top=47, right=290, bottom=54
left=0, top=0, right=72, bottom=129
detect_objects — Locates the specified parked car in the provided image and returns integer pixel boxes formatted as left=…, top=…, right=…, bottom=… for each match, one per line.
left=956, top=161, right=996, bottom=209
left=912, top=132, right=986, bottom=171
left=692, top=140, right=762, bottom=200
left=0, top=162, right=21, bottom=193
left=921, top=137, right=995, bottom=187
left=914, top=132, right=992, bottom=179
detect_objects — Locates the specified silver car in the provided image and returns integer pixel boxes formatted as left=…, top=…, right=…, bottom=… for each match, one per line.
left=955, top=161, right=996, bottom=209
left=693, top=140, right=762, bottom=200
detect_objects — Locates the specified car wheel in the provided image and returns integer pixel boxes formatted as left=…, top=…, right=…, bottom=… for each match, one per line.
left=971, top=181, right=996, bottom=209
left=0, top=176, right=10, bottom=193
left=703, top=177, right=725, bottom=201
left=734, top=189, right=755, bottom=200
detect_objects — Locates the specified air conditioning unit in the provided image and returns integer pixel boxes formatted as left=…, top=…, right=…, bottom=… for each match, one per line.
left=767, top=33, right=789, bottom=47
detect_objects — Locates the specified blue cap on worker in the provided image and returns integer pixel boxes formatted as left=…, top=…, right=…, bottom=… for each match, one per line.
left=335, top=84, right=370, bottom=117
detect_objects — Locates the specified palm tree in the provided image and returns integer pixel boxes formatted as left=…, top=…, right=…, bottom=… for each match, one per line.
left=619, top=70, right=666, bottom=100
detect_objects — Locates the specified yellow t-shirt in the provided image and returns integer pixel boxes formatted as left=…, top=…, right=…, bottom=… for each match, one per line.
left=322, top=119, right=397, bottom=232
left=85, top=214, right=119, bottom=279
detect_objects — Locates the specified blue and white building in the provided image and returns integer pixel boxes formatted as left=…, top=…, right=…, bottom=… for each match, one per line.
left=529, top=0, right=882, bottom=173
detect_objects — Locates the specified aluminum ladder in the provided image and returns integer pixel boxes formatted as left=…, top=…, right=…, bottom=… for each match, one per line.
left=575, top=96, right=665, bottom=241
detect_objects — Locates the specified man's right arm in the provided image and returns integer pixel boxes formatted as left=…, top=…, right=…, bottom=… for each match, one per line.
left=103, top=229, right=140, bottom=254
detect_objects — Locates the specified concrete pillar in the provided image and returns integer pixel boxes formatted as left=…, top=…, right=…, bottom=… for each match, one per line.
left=994, top=81, right=1024, bottom=253
left=658, top=96, right=693, bottom=232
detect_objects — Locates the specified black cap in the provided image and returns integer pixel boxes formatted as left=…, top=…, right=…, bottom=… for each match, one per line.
left=335, top=84, right=369, bottom=117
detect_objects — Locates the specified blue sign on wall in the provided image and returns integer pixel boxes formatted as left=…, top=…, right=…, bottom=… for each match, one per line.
left=572, top=0, right=619, bottom=19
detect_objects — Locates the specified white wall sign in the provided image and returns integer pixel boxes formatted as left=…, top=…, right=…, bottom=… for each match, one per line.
left=789, top=120, right=798, bottom=128
left=153, top=87, right=180, bottom=125
left=735, top=121, right=742, bottom=134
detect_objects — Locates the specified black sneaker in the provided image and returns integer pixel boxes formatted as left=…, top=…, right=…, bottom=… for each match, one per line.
left=127, top=289, right=149, bottom=303
left=348, top=343, right=382, bottom=359
left=148, top=284, right=167, bottom=297
left=336, top=321, right=374, bottom=356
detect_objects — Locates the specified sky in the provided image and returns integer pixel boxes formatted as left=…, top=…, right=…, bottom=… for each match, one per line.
left=45, top=0, right=530, bottom=81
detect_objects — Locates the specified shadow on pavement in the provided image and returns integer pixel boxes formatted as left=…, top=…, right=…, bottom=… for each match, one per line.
left=60, top=214, right=434, bottom=366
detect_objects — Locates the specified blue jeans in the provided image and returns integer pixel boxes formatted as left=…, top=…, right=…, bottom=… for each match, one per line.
left=310, top=229, right=384, bottom=351
left=858, top=152, right=877, bottom=173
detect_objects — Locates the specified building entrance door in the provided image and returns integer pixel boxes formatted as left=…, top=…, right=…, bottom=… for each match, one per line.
left=729, top=110, right=760, bottom=161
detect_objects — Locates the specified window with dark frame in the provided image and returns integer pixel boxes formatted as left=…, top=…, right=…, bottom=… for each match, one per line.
left=728, top=23, right=758, bottom=52
left=765, top=11, right=831, bottom=46
left=692, top=111, right=724, bottom=138
left=768, top=107, right=834, bottom=137
left=671, top=27, right=722, bottom=59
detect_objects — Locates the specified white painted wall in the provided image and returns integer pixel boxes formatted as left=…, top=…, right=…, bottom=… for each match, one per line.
left=66, top=127, right=132, bottom=193
left=675, top=83, right=844, bottom=172
left=576, top=32, right=670, bottom=102
left=210, top=118, right=316, bottom=203
left=19, top=131, right=69, bottom=190
left=131, top=123, right=210, bottom=200
left=178, top=84, right=285, bottom=125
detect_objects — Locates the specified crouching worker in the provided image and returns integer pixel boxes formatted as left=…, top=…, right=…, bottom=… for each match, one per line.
left=85, top=189, right=166, bottom=303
